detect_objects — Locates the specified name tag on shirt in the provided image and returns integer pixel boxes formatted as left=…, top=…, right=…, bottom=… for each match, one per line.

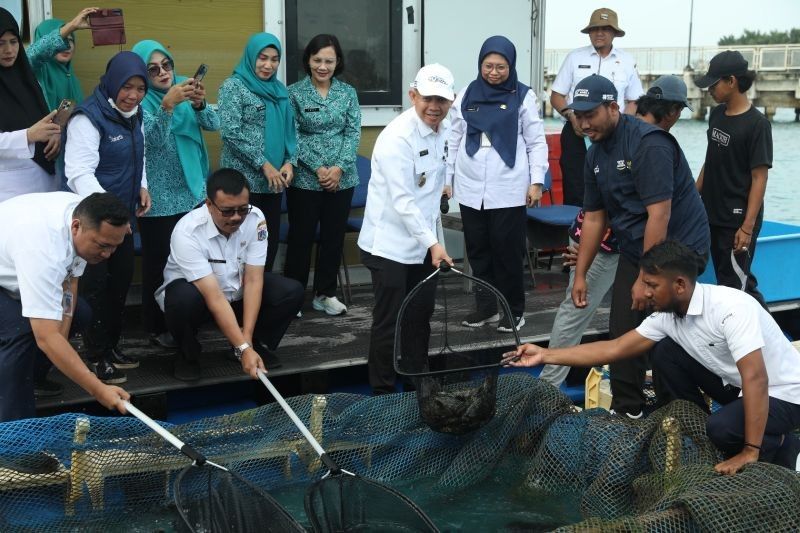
left=480, top=132, right=491, bottom=147
left=419, top=149, right=429, bottom=157
left=208, top=258, right=226, bottom=264
left=578, top=64, right=591, bottom=69
left=465, top=106, right=479, bottom=112
left=256, top=105, right=266, bottom=111
left=304, top=107, right=320, bottom=112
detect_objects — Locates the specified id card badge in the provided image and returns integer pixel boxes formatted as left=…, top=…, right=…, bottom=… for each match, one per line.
left=480, top=132, right=492, bottom=148
left=62, top=287, right=74, bottom=317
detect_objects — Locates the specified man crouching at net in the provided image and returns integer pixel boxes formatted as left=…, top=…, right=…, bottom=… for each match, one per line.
left=504, top=240, right=800, bottom=475
left=0, top=192, right=131, bottom=421
left=155, top=168, right=304, bottom=381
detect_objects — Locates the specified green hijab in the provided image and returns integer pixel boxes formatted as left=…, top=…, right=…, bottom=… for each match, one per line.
left=33, top=19, right=83, bottom=110
left=131, top=39, right=209, bottom=199
left=232, top=33, right=296, bottom=170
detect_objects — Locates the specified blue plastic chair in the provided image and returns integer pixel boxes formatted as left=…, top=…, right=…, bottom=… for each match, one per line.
left=339, top=155, right=372, bottom=302
left=525, top=169, right=581, bottom=286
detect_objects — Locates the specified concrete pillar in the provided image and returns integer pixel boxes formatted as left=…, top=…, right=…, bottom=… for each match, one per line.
left=691, top=105, right=707, bottom=121
left=764, top=106, right=776, bottom=121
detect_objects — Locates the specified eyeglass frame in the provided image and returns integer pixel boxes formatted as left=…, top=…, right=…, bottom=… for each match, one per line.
left=209, top=199, right=253, bottom=218
left=146, top=58, right=174, bottom=78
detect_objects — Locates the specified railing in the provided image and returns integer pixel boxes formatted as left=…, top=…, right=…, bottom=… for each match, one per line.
left=544, top=45, right=800, bottom=76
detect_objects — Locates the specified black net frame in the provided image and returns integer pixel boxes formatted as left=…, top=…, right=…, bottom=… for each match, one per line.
left=393, top=265, right=522, bottom=378
left=304, top=471, right=440, bottom=533
left=174, top=462, right=305, bottom=533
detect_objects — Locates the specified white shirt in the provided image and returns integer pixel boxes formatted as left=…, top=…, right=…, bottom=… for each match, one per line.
left=637, top=283, right=800, bottom=405
left=357, top=107, right=447, bottom=264
left=64, top=114, right=148, bottom=196
left=551, top=45, right=644, bottom=110
left=0, top=192, right=86, bottom=320
left=446, top=89, right=549, bottom=210
left=156, top=204, right=268, bottom=310
left=0, top=130, right=58, bottom=203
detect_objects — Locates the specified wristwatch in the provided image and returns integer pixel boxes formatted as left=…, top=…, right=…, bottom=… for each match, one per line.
left=233, top=342, right=251, bottom=360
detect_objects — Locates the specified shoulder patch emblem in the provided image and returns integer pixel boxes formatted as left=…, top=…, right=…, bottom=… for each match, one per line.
left=257, top=220, right=267, bottom=241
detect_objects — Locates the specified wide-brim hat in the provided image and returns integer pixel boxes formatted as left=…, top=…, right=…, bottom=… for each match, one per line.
left=581, top=8, right=625, bottom=37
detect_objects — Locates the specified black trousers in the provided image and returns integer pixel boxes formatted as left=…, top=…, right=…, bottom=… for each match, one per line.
left=79, top=231, right=135, bottom=359
left=162, top=273, right=303, bottom=364
left=250, top=192, right=283, bottom=273
left=284, top=186, right=354, bottom=297
left=0, top=291, right=90, bottom=421
left=460, top=204, right=527, bottom=317
left=652, top=337, right=800, bottom=468
left=559, top=121, right=587, bottom=207
left=608, top=254, right=650, bottom=415
left=709, top=223, right=768, bottom=310
left=361, top=249, right=436, bottom=395
left=138, top=213, right=184, bottom=335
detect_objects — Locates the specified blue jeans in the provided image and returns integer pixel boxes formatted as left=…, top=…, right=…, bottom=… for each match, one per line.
left=539, top=244, right=618, bottom=388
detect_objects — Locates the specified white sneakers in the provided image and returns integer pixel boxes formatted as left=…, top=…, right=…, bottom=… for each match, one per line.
left=313, top=295, right=347, bottom=315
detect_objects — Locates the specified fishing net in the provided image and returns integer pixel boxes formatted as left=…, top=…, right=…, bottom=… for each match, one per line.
left=1, top=374, right=799, bottom=531
left=395, top=266, right=521, bottom=435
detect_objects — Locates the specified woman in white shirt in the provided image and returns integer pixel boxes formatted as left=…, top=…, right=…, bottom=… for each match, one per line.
left=446, top=35, right=548, bottom=333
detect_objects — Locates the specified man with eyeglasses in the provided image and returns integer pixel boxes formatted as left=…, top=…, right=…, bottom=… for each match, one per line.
left=694, top=51, right=772, bottom=310
left=549, top=7, right=643, bottom=207
left=155, top=168, right=303, bottom=381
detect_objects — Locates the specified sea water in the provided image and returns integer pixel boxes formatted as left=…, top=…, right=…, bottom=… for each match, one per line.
left=544, top=106, right=800, bottom=225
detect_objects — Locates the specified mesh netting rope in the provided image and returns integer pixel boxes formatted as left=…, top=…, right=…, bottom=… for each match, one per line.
left=1, top=373, right=798, bottom=531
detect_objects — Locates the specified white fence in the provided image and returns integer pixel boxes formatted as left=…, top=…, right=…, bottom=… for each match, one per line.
left=544, top=45, right=800, bottom=76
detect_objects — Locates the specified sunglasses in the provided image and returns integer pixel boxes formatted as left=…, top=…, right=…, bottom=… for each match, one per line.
left=211, top=200, right=252, bottom=218
left=147, top=59, right=174, bottom=78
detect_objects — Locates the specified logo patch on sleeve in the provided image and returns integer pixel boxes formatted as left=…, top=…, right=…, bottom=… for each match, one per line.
left=257, top=220, right=267, bottom=241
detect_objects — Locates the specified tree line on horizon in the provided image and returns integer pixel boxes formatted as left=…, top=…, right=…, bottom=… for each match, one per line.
left=719, top=28, right=800, bottom=45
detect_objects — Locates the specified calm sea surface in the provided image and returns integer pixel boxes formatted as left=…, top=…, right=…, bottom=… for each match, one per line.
left=544, top=107, right=800, bottom=226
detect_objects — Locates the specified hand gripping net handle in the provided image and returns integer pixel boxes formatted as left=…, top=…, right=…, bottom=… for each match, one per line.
left=124, top=400, right=213, bottom=468
left=257, top=370, right=342, bottom=474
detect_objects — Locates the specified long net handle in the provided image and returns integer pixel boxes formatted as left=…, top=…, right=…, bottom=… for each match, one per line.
left=257, top=370, right=326, bottom=458
left=124, top=400, right=209, bottom=466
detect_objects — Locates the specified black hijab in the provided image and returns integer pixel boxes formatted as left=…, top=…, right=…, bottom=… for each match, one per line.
left=0, top=8, right=54, bottom=174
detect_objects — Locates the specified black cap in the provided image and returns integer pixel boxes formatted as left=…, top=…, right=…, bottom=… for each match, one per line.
left=695, top=50, right=750, bottom=88
left=566, top=75, right=618, bottom=112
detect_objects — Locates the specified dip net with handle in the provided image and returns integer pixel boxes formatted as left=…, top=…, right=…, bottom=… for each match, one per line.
left=394, top=263, right=522, bottom=435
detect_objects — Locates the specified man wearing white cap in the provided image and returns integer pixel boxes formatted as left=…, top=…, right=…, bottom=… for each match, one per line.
left=550, top=7, right=644, bottom=207
left=358, top=63, right=455, bottom=395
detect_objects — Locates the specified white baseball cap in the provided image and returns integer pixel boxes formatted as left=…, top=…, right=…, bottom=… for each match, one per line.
left=410, top=63, right=455, bottom=101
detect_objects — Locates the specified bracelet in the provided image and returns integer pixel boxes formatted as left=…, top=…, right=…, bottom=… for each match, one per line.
left=739, top=227, right=752, bottom=236
left=744, top=442, right=761, bottom=450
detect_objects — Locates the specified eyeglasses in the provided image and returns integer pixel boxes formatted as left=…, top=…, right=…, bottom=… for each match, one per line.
left=481, top=63, right=509, bottom=74
left=210, top=200, right=252, bottom=218
left=147, top=59, right=174, bottom=78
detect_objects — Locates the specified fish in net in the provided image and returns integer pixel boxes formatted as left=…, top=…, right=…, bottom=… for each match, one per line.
left=395, top=264, right=521, bottom=435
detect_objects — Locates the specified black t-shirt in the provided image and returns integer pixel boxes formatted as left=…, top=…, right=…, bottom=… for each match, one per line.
left=583, top=115, right=709, bottom=263
left=702, top=104, right=773, bottom=227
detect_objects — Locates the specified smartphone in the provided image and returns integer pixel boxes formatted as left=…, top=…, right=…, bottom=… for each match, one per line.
left=53, top=99, right=72, bottom=128
left=192, top=64, right=208, bottom=84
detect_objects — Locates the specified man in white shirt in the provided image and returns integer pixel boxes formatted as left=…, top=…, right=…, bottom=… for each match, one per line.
left=505, top=240, right=800, bottom=475
left=550, top=7, right=643, bottom=206
left=156, top=168, right=303, bottom=381
left=358, top=64, right=455, bottom=395
left=0, top=191, right=131, bottom=421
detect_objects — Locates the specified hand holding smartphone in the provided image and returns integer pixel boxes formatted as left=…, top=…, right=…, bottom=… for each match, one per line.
left=53, top=99, right=73, bottom=128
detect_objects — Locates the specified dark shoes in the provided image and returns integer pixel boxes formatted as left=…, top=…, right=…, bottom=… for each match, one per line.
left=174, top=359, right=201, bottom=381
left=94, top=358, right=127, bottom=384
left=108, top=347, right=139, bottom=369
left=150, top=332, right=178, bottom=349
left=33, top=378, right=64, bottom=398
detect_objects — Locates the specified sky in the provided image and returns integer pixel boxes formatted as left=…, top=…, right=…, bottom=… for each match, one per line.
left=545, top=0, right=800, bottom=49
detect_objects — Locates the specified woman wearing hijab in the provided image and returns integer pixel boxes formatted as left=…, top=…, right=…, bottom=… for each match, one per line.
left=64, top=51, right=152, bottom=385
left=286, top=34, right=360, bottom=317
left=446, top=35, right=549, bottom=333
left=132, top=39, right=220, bottom=349
left=0, top=7, right=94, bottom=202
left=218, top=32, right=296, bottom=272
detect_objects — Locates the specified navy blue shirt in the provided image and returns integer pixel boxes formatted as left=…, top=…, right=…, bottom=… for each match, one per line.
left=583, top=114, right=709, bottom=263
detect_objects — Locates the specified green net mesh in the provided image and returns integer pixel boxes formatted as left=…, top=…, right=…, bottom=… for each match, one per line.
left=0, top=373, right=798, bottom=531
